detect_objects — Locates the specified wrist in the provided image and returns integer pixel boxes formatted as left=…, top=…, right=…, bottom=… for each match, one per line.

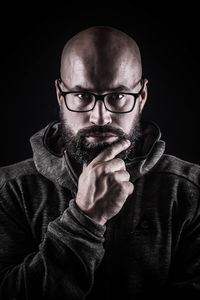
left=75, top=201, right=107, bottom=226
left=85, top=213, right=107, bottom=226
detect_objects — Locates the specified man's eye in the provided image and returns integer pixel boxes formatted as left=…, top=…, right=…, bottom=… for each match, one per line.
left=117, top=94, right=124, bottom=99
left=109, top=94, right=124, bottom=100
left=76, top=93, right=92, bottom=101
left=77, top=94, right=85, bottom=99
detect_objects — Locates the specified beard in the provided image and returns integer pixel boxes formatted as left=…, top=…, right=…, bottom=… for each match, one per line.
left=60, top=111, right=142, bottom=165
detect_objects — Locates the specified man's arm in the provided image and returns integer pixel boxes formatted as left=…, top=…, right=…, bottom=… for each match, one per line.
left=166, top=193, right=200, bottom=299
left=0, top=190, right=105, bottom=300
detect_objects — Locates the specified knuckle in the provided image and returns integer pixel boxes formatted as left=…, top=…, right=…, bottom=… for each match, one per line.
left=125, top=171, right=130, bottom=180
left=95, top=163, right=109, bottom=176
left=93, top=164, right=102, bottom=174
left=119, top=182, right=134, bottom=194
left=120, top=160, right=126, bottom=170
left=128, top=182, right=134, bottom=193
left=115, top=158, right=125, bottom=167
left=104, top=165, right=110, bottom=174
left=89, top=166, right=100, bottom=178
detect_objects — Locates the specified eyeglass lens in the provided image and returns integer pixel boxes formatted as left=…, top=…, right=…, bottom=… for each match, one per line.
left=65, top=92, right=135, bottom=112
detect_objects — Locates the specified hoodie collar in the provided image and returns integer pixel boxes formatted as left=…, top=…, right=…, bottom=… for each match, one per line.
left=126, top=121, right=166, bottom=181
left=30, top=121, right=165, bottom=193
left=30, top=121, right=78, bottom=194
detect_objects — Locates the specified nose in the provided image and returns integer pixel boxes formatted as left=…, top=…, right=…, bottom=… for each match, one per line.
left=89, top=99, right=112, bottom=126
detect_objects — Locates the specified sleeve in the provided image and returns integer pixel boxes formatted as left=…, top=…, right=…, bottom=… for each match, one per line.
left=165, top=193, right=200, bottom=299
left=0, top=183, right=106, bottom=300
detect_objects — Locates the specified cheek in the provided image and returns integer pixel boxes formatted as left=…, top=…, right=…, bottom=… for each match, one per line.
left=112, top=114, right=136, bottom=134
left=61, top=107, right=89, bottom=134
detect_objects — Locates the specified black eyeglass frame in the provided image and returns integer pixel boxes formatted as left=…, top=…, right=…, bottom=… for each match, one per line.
left=57, top=78, right=144, bottom=114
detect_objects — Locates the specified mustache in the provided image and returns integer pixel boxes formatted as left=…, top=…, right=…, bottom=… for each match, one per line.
left=77, top=125, right=128, bottom=138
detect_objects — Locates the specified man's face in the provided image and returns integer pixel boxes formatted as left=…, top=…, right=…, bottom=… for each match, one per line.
left=56, top=49, right=148, bottom=164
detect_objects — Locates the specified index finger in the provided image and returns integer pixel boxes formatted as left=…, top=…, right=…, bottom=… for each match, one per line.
left=90, top=139, right=131, bottom=166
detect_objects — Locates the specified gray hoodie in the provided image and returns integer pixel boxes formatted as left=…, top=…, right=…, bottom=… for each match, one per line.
left=0, top=121, right=200, bottom=300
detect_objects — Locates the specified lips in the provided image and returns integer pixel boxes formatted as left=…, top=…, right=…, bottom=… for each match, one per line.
left=86, top=133, right=117, bottom=137
left=85, top=133, right=118, bottom=144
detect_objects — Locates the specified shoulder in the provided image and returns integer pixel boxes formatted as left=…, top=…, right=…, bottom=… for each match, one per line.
left=0, top=158, right=39, bottom=189
left=150, top=154, right=200, bottom=188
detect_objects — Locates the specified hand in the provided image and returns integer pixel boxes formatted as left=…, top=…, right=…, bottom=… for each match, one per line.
left=75, top=140, right=134, bottom=225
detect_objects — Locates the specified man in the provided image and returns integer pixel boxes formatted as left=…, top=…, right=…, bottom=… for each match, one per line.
left=0, top=26, right=199, bottom=300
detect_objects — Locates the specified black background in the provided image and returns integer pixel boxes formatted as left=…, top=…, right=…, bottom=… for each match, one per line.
left=0, top=3, right=199, bottom=167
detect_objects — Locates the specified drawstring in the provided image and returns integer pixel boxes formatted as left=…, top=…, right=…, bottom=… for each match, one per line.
left=63, top=150, right=78, bottom=197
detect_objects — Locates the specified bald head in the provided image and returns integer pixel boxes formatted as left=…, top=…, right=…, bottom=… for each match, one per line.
left=60, top=26, right=142, bottom=92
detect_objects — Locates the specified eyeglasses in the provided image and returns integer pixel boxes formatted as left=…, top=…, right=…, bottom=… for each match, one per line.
left=57, top=78, right=144, bottom=114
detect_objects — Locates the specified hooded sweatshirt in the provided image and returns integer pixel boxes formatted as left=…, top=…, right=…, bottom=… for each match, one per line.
left=0, top=121, right=200, bottom=300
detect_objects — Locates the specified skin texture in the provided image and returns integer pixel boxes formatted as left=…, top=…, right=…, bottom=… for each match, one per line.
left=55, top=26, right=148, bottom=225
left=77, top=140, right=133, bottom=225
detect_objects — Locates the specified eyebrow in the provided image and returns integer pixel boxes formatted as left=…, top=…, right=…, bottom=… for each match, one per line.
left=69, top=84, right=131, bottom=93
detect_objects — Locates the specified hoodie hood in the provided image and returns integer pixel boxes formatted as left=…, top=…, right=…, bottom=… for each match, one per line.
left=30, top=121, right=165, bottom=194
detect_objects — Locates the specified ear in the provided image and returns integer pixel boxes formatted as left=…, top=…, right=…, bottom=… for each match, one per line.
left=139, top=78, right=148, bottom=113
left=55, top=79, right=62, bottom=106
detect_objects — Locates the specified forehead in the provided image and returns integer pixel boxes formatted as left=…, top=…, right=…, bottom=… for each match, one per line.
left=62, top=51, right=140, bottom=92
